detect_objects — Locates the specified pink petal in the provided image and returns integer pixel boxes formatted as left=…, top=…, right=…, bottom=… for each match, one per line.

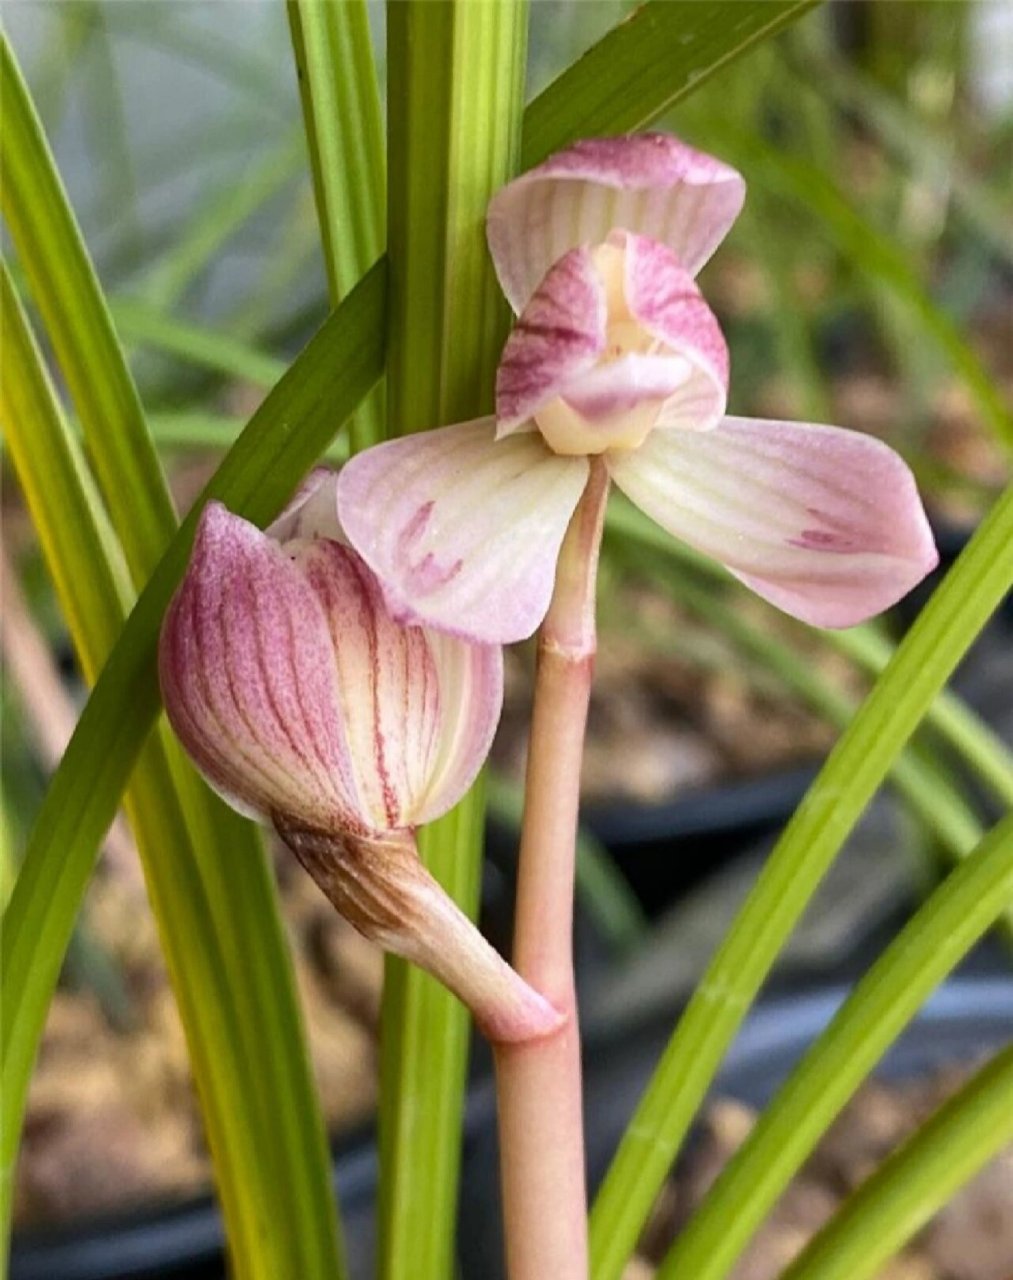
left=495, top=247, right=606, bottom=435
left=558, top=354, right=694, bottom=420
left=487, top=132, right=745, bottom=313
left=336, top=419, right=590, bottom=644
left=159, top=503, right=368, bottom=831
left=608, top=416, right=938, bottom=628
left=267, top=468, right=345, bottom=543
left=414, top=631, right=503, bottom=825
left=620, top=231, right=728, bottom=432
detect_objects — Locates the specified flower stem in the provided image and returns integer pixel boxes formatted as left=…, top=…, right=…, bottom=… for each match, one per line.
left=494, top=459, right=609, bottom=1280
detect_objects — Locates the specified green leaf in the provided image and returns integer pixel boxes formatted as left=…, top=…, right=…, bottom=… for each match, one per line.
left=2, top=31, right=347, bottom=1273
left=1, top=32, right=176, bottom=584
left=110, top=296, right=286, bottom=387
left=521, top=0, right=820, bottom=167
left=783, top=1039, right=1013, bottom=1280
left=655, top=810, right=1013, bottom=1280
left=287, top=0, right=385, bottom=449
left=377, top=4, right=528, bottom=1277
left=590, top=481, right=1013, bottom=1280
left=0, top=266, right=331, bottom=1273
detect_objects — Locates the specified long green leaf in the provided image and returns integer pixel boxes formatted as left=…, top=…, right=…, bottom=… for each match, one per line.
left=656, top=811, right=1013, bottom=1280
left=0, top=267, right=269, bottom=1267
left=783, top=1041, right=1013, bottom=1280
left=2, top=33, right=345, bottom=1274
left=287, top=0, right=385, bottom=449
left=521, top=0, right=819, bottom=167
left=1, top=260, right=385, bottom=1268
left=377, top=4, right=528, bottom=1277
left=589, top=481, right=1013, bottom=1280
left=110, top=296, right=286, bottom=387
left=1, top=32, right=176, bottom=582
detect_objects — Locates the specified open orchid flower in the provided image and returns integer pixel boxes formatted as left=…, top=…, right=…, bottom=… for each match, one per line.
left=159, top=472, right=560, bottom=1044
left=338, top=133, right=937, bottom=644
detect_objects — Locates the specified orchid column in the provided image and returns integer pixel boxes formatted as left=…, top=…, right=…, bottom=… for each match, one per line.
left=378, top=4, right=529, bottom=1278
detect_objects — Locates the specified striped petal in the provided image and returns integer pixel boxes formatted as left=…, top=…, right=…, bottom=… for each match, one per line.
left=336, top=418, right=590, bottom=644
left=495, top=247, right=606, bottom=435
left=608, top=416, right=938, bottom=628
left=412, top=631, right=504, bottom=824
left=487, top=132, right=745, bottom=313
left=159, top=503, right=367, bottom=831
left=161, top=503, right=504, bottom=835
left=621, top=231, right=728, bottom=432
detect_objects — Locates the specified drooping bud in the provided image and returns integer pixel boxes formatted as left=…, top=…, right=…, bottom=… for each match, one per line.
left=159, top=473, right=561, bottom=1044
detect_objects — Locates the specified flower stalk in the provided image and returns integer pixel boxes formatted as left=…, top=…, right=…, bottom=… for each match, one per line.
left=494, top=457, right=610, bottom=1280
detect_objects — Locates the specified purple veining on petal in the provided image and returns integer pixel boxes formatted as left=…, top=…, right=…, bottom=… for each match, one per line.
left=394, top=501, right=464, bottom=596
left=496, top=247, right=606, bottom=432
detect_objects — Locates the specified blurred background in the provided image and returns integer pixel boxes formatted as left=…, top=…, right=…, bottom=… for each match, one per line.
left=3, top=3, right=1011, bottom=1278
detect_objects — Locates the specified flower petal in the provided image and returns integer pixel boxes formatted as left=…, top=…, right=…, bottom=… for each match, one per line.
left=159, top=503, right=368, bottom=831
left=608, top=416, right=938, bottom=627
left=336, top=419, right=590, bottom=644
left=620, top=230, right=728, bottom=432
left=413, top=630, right=503, bottom=825
left=487, top=132, right=745, bottom=313
left=495, top=247, right=606, bottom=435
left=267, top=468, right=345, bottom=543
left=291, top=537, right=443, bottom=830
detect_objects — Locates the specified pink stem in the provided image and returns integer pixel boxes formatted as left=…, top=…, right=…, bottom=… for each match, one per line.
left=494, top=458, right=609, bottom=1280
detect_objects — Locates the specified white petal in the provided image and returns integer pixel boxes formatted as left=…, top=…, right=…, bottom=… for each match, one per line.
left=337, top=419, right=590, bottom=643
left=487, top=132, right=745, bottom=313
left=608, top=416, right=939, bottom=628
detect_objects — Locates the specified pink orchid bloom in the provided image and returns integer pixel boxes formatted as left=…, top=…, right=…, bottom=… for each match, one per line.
left=338, top=133, right=938, bottom=644
left=159, top=472, right=560, bottom=1043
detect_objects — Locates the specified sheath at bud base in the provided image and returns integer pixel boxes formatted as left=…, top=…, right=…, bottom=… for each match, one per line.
left=275, top=820, right=562, bottom=1044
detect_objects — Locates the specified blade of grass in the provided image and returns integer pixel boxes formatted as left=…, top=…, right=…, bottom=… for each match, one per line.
left=137, top=134, right=306, bottom=311
left=833, top=624, right=1013, bottom=809
left=378, top=5, right=528, bottom=1277
left=1, top=259, right=386, bottom=1267
left=783, top=1041, right=1013, bottom=1280
left=0, top=265, right=271, bottom=1267
left=521, top=0, right=820, bottom=167
left=288, top=0, right=385, bottom=449
left=1, top=32, right=178, bottom=583
left=589, top=481, right=1013, bottom=1280
left=2, top=38, right=344, bottom=1274
left=110, top=296, right=285, bottom=386
left=656, top=810, right=1013, bottom=1280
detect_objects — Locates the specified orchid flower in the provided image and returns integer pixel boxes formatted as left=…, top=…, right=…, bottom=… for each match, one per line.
left=337, top=134, right=937, bottom=644
left=159, top=472, right=560, bottom=1044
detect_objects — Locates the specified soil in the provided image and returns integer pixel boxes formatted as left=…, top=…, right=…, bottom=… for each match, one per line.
left=626, top=1068, right=1013, bottom=1280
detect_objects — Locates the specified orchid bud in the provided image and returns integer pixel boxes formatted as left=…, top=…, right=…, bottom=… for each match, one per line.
left=159, top=473, right=561, bottom=1044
